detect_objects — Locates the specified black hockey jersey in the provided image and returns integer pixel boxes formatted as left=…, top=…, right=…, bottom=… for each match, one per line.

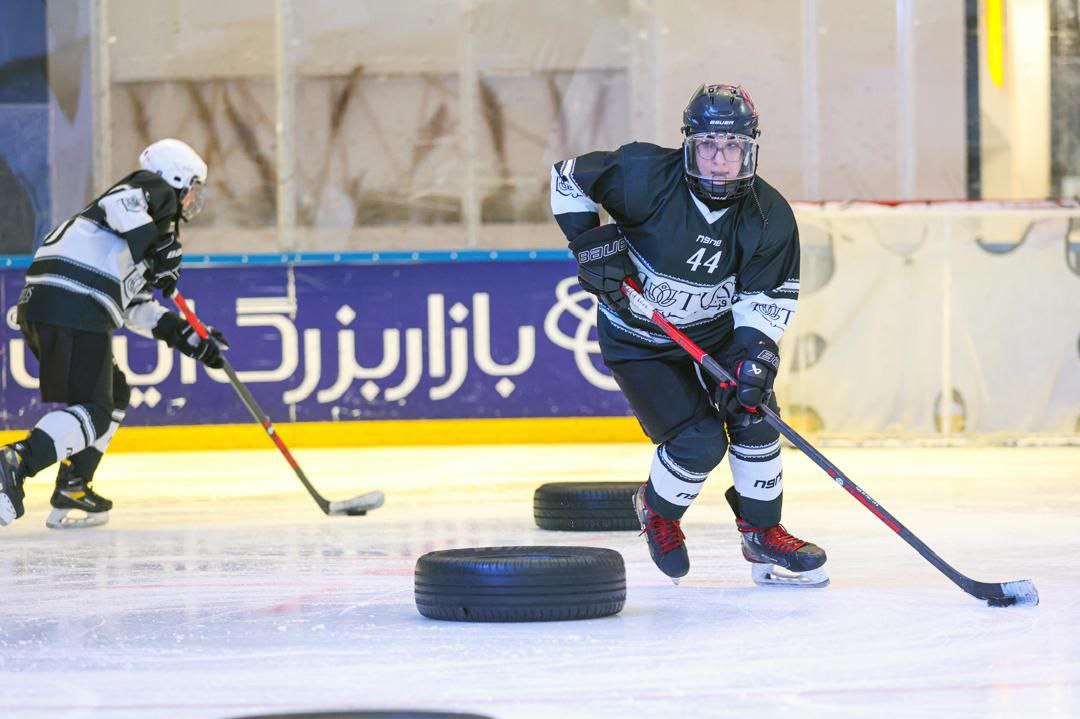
left=551, top=142, right=799, bottom=361
left=18, top=170, right=179, bottom=335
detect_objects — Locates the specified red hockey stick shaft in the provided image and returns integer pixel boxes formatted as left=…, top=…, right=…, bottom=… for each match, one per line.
left=169, top=290, right=383, bottom=516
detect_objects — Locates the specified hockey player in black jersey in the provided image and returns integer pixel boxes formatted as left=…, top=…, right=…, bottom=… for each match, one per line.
left=0, top=139, right=228, bottom=529
left=552, top=84, right=827, bottom=588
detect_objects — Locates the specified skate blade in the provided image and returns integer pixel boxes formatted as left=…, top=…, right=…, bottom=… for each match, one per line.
left=751, top=563, right=829, bottom=588
left=46, top=507, right=110, bottom=530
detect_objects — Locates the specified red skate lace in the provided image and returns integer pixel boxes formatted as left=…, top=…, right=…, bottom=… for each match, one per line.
left=739, top=521, right=806, bottom=555
left=642, top=514, right=686, bottom=554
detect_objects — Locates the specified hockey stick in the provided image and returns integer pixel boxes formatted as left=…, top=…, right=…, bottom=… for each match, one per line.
left=621, top=279, right=1038, bottom=608
left=169, top=291, right=384, bottom=516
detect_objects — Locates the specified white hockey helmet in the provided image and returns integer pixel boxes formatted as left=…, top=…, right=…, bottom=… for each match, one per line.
left=139, top=138, right=209, bottom=221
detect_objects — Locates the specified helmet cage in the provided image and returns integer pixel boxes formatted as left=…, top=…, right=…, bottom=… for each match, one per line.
left=138, top=138, right=209, bottom=221
left=683, top=132, right=759, bottom=202
left=179, top=181, right=207, bottom=222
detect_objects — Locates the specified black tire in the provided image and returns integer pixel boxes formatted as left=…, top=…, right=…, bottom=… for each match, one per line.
left=533, top=482, right=641, bottom=531
left=414, top=546, right=626, bottom=622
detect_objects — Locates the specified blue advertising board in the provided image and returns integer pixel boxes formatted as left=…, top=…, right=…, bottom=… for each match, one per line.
left=0, top=2, right=50, bottom=254
left=0, top=257, right=633, bottom=429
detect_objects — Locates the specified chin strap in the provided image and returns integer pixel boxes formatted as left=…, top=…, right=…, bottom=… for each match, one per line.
left=748, top=180, right=768, bottom=230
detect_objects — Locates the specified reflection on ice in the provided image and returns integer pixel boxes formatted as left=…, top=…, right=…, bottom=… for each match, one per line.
left=1, top=444, right=1076, bottom=719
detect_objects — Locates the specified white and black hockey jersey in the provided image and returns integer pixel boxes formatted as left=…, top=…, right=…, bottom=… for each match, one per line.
left=551, top=142, right=799, bottom=361
left=17, top=170, right=178, bottom=336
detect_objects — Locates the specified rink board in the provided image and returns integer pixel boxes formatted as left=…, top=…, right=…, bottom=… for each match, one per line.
left=0, top=255, right=639, bottom=446
left=0, top=416, right=647, bottom=451
left=4, top=210, right=1078, bottom=448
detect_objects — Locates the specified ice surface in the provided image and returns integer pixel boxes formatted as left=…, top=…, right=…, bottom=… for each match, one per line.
left=1, top=444, right=1077, bottom=719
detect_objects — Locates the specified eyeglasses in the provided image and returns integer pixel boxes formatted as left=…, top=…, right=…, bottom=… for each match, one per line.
left=694, top=138, right=748, bottom=162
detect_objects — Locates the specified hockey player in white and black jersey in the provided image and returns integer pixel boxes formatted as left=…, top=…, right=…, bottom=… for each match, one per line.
left=552, top=84, right=827, bottom=588
left=0, top=139, right=228, bottom=529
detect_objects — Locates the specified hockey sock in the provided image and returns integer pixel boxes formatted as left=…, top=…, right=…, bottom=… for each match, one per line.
left=69, top=448, right=104, bottom=482
left=724, top=484, right=784, bottom=528
left=645, top=414, right=729, bottom=519
left=23, top=408, right=97, bottom=476
left=88, top=409, right=123, bottom=455
left=645, top=444, right=712, bottom=520
left=736, top=492, right=783, bottom=528
left=728, top=429, right=784, bottom=527
left=15, top=428, right=60, bottom=477
left=63, top=408, right=122, bottom=482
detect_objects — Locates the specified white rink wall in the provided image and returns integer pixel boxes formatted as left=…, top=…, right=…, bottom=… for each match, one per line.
left=782, top=203, right=1080, bottom=436
left=84, top=0, right=971, bottom=249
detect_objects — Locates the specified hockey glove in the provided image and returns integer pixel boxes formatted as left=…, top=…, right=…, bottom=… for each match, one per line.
left=152, top=312, right=229, bottom=369
left=568, top=224, right=637, bottom=315
left=145, top=235, right=183, bottom=297
left=730, top=328, right=780, bottom=412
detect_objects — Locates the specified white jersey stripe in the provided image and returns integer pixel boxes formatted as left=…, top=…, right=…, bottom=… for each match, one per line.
left=550, top=162, right=600, bottom=216
left=24, top=275, right=124, bottom=326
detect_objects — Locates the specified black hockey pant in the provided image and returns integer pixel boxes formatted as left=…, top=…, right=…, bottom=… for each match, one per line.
left=17, top=321, right=130, bottom=478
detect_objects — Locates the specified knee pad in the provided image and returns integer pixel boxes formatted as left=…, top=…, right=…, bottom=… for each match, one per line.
left=728, top=417, right=782, bottom=503
left=79, top=402, right=114, bottom=440
left=647, top=412, right=729, bottom=513
left=665, top=412, right=729, bottom=471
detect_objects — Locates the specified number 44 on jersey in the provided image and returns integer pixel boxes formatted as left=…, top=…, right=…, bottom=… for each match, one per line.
left=686, top=247, right=723, bottom=274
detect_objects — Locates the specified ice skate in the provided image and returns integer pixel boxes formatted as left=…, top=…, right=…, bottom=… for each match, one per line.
left=0, top=445, right=26, bottom=527
left=633, top=484, right=689, bottom=584
left=46, top=461, right=112, bottom=529
left=737, top=518, right=829, bottom=588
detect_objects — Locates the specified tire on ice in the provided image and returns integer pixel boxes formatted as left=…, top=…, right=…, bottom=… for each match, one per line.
left=414, top=546, right=626, bottom=622
left=532, top=482, right=641, bottom=531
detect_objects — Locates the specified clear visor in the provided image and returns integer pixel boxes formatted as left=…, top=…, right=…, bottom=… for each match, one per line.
left=683, top=133, right=757, bottom=182
left=179, top=181, right=207, bottom=221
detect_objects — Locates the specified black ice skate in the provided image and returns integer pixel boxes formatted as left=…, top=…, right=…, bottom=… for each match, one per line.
left=737, top=518, right=829, bottom=588
left=47, top=461, right=112, bottom=529
left=633, top=484, right=689, bottom=584
left=0, top=445, right=26, bottom=527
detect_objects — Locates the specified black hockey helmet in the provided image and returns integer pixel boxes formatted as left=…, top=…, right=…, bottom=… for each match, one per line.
left=681, top=84, right=760, bottom=203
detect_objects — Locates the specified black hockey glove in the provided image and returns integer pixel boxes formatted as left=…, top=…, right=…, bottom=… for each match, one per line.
left=145, top=235, right=183, bottom=297
left=152, top=312, right=229, bottom=369
left=726, top=328, right=781, bottom=412
left=177, top=322, right=229, bottom=369
left=568, top=224, right=637, bottom=315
